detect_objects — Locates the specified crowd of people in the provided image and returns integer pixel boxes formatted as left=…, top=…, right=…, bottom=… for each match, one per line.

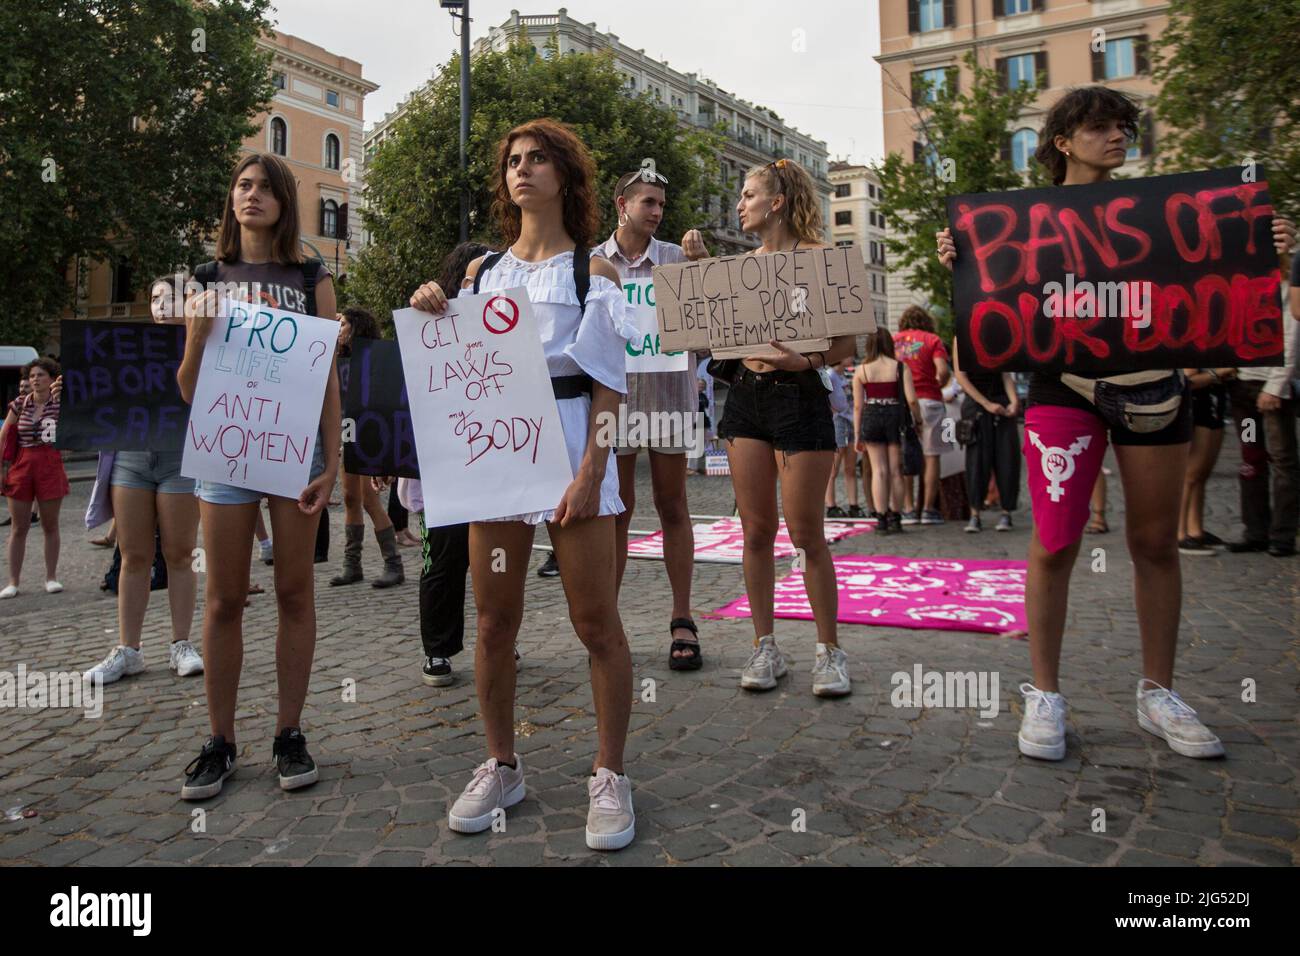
left=1, top=85, right=1296, bottom=854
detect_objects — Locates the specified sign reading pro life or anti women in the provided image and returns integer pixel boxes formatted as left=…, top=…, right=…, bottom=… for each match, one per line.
left=393, top=288, right=573, bottom=526
left=181, top=299, right=339, bottom=499
left=947, top=166, right=1284, bottom=373
left=624, top=279, right=688, bottom=373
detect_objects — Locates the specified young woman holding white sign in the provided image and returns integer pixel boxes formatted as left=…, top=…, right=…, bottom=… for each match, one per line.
left=715, top=158, right=857, bottom=698
left=936, top=87, right=1295, bottom=761
left=409, top=119, right=637, bottom=851
left=176, top=153, right=340, bottom=800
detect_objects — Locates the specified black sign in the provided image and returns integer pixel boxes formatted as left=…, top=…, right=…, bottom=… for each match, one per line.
left=57, top=320, right=189, bottom=451
left=342, top=337, right=418, bottom=479
left=948, top=167, right=1285, bottom=373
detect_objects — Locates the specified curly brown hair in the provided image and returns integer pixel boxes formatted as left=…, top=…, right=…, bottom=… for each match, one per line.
left=744, top=159, right=825, bottom=245
left=898, top=305, right=937, bottom=334
left=22, top=358, right=61, bottom=381
left=1034, top=86, right=1139, bottom=186
left=491, top=119, right=600, bottom=249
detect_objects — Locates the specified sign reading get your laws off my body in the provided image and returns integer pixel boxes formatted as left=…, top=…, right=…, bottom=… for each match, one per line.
left=393, top=289, right=573, bottom=526
left=182, top=299, right=339, bottom=499
left=651, top=245, right=875, bottom=358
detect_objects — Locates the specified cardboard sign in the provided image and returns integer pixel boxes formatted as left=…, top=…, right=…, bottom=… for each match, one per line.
left=393, top=289, right=573, bottom=526
left=343, top=337, right=419, bottom=479
left=56, top=320, right=189, bottom=451
left=948, top=167, right=1284, bottom=373
left=651, top=246, right=874, bottom=358
left=181, top=299, right=339, bottom=498
left=623, top=279, right=689, bottom=373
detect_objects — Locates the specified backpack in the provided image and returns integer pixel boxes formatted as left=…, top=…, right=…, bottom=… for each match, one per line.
left=1060, top=370, right=1185, bottom=434
left=193, top=259, right=321, bottom=316
left=471, top=246, right=589, bottom=312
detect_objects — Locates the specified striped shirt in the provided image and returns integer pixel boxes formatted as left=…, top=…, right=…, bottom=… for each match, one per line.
left=593, top=232, right=696, bottom=419
left=7, top=394, right=60, bottom=448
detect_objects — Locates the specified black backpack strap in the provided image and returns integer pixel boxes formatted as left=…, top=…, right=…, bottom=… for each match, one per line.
left=471, top=251, right=507, bottom=295
left=301, top=260, right=320, bottom=316
left=573, top=246, right=590, bottom=315
left=194, top=260, right=219, bottom=286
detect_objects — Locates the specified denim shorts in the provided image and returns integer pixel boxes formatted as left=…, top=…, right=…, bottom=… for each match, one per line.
left=195, top=437, right=327, bottom=505
left=833, top=416, right=854, bottom=449
left=110, top=450, right=194, bottom=495
left=716, top=367, right=837, bottom=453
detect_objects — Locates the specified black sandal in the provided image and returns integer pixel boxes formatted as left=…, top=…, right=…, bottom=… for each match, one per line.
left=668, top=617, right=703, bottom=671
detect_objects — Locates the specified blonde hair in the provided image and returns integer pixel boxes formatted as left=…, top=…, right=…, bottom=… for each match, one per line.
left=744, top=159, right=824, bottom=245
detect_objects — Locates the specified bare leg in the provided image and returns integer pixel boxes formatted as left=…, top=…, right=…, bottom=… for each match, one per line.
left=1025, top=528, right=1082, bottom=692
left=649, top=451, right=696, bottom=656
left=36, top=496, right=61, bottom=581
left=923, top=454, right=941, bottom=511
left=198, top=501, right=258, bottom=741
left=726, top=438, right=779, bottom=642
left=112, top=486, right=158, bottom=649
left=267, top=496, right=323, bottom=733
left=360, top=475, right=393, bottom=532
left=613, top=451, right=637, bottom=593
left=6, top=497, right=33, bottom=586
left=778, top=450, right=838, bottom=646
left=866, top=443, right=890, bottom=514
left=157, top=491, right=200, bottom=643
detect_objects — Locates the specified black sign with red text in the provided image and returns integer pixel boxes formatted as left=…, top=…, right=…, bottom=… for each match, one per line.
left=948, top=167, right=1284, bottom=373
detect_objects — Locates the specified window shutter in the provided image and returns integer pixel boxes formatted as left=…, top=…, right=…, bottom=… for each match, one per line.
left=1033, top=0, right=1045, bottom=11
left=319, top=199, right=326, bottom=236
left=339, top=203, right=349, bottom=241
left=1034, top=51, right=1047, bottom=88
left=1091, top=45, right=1105, bottom=81
left=1000, top=137, right=1011, bottom=164
left=913, top=141, right=924, bottom=164
left=1135, top=34, right=1150, bottom=74
left=908, top=0, right=919, bottom=33
left=1140, top=113, right=1154, bottom=157
left=942, top=0, right=955, bottom=28
left=995, top=57, right=1008, bottom=92
left=993, top=0, right=1004, bottom=19
left=911, top=71, right=922, bottom=105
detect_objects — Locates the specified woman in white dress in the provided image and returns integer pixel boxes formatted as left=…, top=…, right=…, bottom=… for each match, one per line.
left=409, top=118, right=638, bottom=851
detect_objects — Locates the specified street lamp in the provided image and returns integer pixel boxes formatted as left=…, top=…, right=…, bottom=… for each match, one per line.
left=440, top=0, right=471, bottom=243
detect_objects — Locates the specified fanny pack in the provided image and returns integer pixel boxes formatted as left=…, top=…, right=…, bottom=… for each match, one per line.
left=1060, top=370, right=1185, bottom=434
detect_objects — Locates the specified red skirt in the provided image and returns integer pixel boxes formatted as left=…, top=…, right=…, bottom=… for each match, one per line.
left=3, top=444, right=70, bottom=502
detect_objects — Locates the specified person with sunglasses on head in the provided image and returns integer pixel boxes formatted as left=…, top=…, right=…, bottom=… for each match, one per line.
left=713, top=158, right=857, bottom=698
left=409, top=119, right=637, bottom=851
left=82, top=275, right=203, bottom=685
left=176, top=152, right=340, bottom=800
left=594, top=167, right=711, bottom=670
left=937, top=87, right=1295, bottom=761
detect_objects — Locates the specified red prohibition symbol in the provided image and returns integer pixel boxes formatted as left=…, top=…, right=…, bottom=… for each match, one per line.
left=482, top=296, right=519, bottom=335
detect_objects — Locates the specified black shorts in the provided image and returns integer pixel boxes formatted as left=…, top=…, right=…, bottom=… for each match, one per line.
left=1191, top=384, right=1227, bottom=430
left=859, top=402, right=903, bottom=445
left=1027, top=372, right=1193, bottom=446
left=717, top=367, right=837, bottom=453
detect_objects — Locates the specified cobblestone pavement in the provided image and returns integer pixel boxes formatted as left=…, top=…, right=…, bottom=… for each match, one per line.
left=1, top=439, right=1296, bottom=867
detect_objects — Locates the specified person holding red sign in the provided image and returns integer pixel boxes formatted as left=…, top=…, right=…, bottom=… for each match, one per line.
left=176, top=153, right=341, bottom=801
left=937, top=87, right=1294, bottom=762
left=713, top=158, right=857, bottom=699
left=409, top=119, right=637, bottom=851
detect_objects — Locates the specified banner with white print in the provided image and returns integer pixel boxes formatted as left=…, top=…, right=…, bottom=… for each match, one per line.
left=714, top=555, right=1028, bottom=635
left=626, top=517, right=874, bottom=564
left=181, top=299, right=338, bottom=499
left=393, top=289, right=573, bottom=526
left=624, top=279, right=688, bottom=373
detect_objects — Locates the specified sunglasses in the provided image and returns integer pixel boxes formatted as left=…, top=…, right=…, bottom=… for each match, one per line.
left=619, top=170, right=669, bottom=198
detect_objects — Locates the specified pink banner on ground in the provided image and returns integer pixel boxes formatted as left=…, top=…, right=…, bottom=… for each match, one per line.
left=713, top=554, right=1028, bottom=636
left=626, top=518, right=874, bottom=564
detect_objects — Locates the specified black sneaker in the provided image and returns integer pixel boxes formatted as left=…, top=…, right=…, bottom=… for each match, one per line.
left=826, top=505, right=847, bottom=518
left=846, top=504, right=866, bottom=518
left=1200, top=531, right=1225, bottom=548
left=272, top=728, right=319, bottom=791
left=1178, top=536, right=1216, bottom=556
left=422, top=655, right=453, bottom=687
left=537, top=553, right=560, bottom=577
left=181, top=735, right=237, bottom=800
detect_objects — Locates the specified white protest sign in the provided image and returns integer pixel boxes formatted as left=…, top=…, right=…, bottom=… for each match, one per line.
left=623, top=279, right=688, bottom=373
left=393, top=288, right=574, bottom=526
left=182, top=299, right=339, bottom=499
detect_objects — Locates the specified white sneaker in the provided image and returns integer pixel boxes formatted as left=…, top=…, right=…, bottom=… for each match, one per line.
left=259, top=538, right=274, bottom=564
left=1136, top=679, right=1225, bottom=758
left=585, top=767, right=635, bottom=851
left=448, top=756, right=526, bottom=833
left=85, top=645, right=146, bottom=686
left=811, top=642, right=851, bottom=697
left=169, top=640, right=204, bottom=677
left=44, top=580, right=63, bottom=594
left=740, top=636, right=787, bottom=691
left=1018, top=682, right=1067, bottom=760
left=0, top=584, right=17, bottom=599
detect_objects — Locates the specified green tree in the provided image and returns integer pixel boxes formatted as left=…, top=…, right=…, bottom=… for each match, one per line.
left=0, top=0, right=275, bottom=348
left=871, top=51, right=1041, bottom=341
left=1152, top=0, right=1300, bottom=215
left=348, top=38, right=723, bottom=322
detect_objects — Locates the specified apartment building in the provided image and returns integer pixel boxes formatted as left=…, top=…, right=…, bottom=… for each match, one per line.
left=829, top=163, right=890, bottom=331
left=875, top=0, right=1168, bottom=327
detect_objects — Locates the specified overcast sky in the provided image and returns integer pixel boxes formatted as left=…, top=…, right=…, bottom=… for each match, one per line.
left=266, top=0, right=885, bottom=164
